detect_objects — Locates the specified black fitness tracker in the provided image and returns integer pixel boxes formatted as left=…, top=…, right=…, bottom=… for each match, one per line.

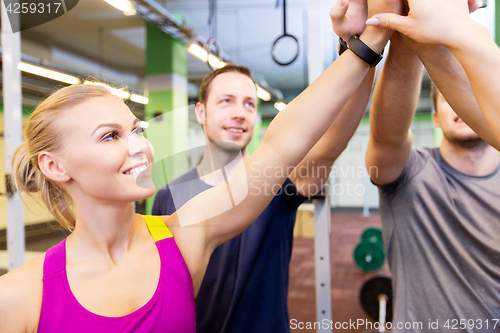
left=347, top=35, right=383, bottom=67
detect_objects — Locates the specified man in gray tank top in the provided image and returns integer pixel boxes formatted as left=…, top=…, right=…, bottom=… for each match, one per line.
left=364, top=32, right=500, bottom=332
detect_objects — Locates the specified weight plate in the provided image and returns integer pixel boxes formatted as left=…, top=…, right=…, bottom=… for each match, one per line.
left=361, top=227, right=383, bottom=244
left=360, top=276, right=393, bottom=323
left=354, top=240, right=385, bottom=272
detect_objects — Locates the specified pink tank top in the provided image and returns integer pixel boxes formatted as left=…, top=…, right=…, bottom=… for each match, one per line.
left=37, top=215, right=196, bottom=333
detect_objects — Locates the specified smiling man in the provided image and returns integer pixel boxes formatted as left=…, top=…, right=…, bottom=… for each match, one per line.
left=152, top=62, right=374, bottom=332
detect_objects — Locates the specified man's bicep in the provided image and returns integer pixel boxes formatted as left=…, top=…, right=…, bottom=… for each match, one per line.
left=365, top=134, right=413, bottom=186
left=376, top=148, right=429, bottom=198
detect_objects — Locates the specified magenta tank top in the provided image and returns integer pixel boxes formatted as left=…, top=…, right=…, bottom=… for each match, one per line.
left=37, top=215, right=196, bottom=333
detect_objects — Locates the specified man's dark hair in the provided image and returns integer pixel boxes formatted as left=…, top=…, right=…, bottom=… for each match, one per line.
left=198, top=64, right=256, bottom=104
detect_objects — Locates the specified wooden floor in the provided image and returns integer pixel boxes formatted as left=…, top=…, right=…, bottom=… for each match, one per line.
left=288, top=213, right=391, bottom=333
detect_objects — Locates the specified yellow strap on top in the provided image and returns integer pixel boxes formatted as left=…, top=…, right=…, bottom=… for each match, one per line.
left=143, top=215, right=173, bottom=242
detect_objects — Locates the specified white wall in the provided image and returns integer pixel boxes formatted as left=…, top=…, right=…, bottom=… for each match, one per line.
left=330, top=120, right=435, bottom=208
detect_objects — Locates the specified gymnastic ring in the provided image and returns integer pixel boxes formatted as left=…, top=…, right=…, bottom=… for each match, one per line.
left=204, top=38, right=223, bottom=71
left=271, top=33, right=300, bottom=66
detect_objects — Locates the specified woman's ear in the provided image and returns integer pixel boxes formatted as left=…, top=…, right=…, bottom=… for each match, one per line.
left=195, top=102, right=206, bottom=126
left=38, top=152, right=71, bottom=183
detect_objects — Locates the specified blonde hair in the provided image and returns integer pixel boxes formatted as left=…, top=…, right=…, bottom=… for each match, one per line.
left=12, top=83, right=120, bottom=229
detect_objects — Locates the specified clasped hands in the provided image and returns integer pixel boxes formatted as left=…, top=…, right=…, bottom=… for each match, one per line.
left=331, top=0, right=479, bottom=48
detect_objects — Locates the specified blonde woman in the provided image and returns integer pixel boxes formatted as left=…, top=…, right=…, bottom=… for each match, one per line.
left=0, top=21, right=392, bottom=333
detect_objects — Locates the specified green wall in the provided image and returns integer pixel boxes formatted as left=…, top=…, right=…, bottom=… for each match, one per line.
left=144, top=22, right=188, bottom=214
left=0, top=104, right=35, bottom=116
left=496, top=0, right=500, bottom=45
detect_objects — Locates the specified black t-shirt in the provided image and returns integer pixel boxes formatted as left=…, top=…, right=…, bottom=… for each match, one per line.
left=152, top=168, right=306, bottom=333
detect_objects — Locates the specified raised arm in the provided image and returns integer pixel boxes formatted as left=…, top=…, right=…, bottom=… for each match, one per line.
left=408, top=42, right=500, bottom=150
left=290, top=0, right=375, bottom=197
left=290, top=69, right=375, bottom=197
left=180, top=26, right=389, bottom=238
left=365, top=33, right=423, bottom=185
left=444, top=19, right=500, bottom=146
left=166, top=15, right=393, bottom=290
left=366, top=0, right=500, bottom=146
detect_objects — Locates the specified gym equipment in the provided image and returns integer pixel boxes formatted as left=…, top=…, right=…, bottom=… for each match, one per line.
left=3, top=6, right=25, bottom=272
left=308, top=13, right=328, bottom=330
left=361, top=227, right=383, bottom=244
left=354, top=227, right=385, bottom=272
left=314, top=194, right=332, bottom=333
left=204, top=0, right=224, bottom=70
left=271, top=0, right=300, bottom=66
left=360, top=276, right=393, bottom=333
left=204, top=37, right=223, bottom=71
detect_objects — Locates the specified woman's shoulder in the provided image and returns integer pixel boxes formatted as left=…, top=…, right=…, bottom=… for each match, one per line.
left=0, top=252, right=45, bottom=299
left=0, top=253, right=45, bottom=332
left=150, top=214, right=208, bottom=292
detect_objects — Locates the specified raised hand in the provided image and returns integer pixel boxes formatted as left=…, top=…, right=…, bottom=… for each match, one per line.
left=365, top=0, right=473, bottom=47
left=367, top=0, right=403, bottom=18
left=330, top=0, right=368, bottom=40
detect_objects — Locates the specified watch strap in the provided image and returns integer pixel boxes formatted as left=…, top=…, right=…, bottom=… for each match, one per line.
left=347, top=35, right=383, bottom=67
